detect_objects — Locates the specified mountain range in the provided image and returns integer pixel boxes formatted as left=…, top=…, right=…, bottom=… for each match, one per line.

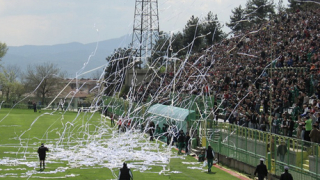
left=2, top=35, right=132, bottom=78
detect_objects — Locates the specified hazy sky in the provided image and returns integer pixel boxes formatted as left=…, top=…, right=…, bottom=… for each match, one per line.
left=0, top=0, right=287, bottom=46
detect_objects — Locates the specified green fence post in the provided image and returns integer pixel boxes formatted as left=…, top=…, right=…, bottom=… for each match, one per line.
left=218, top=137, right=221, bottom=154
left=273, top=135, right=277, bottom=174
left=245, top=127, right=248, bottom=163
left=255, top=130, right=257, bottom=156
left=316, top=144, right=318, bottom=179
left=268, top=152, right=271, bottom=170
left=301, top=141, right=303, bottom=169
left=228, top=128, right=230, bottom=157
left=287, top=138, right=290, bottom=166
left=236, top=125, right=239, bottom=157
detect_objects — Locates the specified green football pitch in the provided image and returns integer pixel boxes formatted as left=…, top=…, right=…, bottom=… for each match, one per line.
left=0, top=108, right=242, bottom=180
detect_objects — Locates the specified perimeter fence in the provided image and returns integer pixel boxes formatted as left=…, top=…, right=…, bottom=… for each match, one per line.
left=209, top=123, right=320, bottom=180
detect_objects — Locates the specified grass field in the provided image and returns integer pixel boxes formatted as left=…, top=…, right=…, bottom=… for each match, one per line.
left=0, top=108, right=241, bottom=180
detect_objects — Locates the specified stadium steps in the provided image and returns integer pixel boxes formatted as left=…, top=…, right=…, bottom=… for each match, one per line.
left=190, top=146, right=206, bottom=156
left=303, top=159, right=309, bottom=170
left=270, top=159, right=276, bottom=174
left=212, top=130, right=220, bottom=143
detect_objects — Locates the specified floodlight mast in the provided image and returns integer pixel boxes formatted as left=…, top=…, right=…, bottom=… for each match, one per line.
left=132, top=0, right=160, bottom=68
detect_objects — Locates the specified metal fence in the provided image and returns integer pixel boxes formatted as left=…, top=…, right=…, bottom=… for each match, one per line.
left=266, top=67, right=307, bottom=76
left=209, top=123, right=320, bottom=179
left=102, top=96, right=320, bottom=179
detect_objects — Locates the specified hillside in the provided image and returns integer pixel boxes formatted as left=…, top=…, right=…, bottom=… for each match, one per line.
left=2, top=35, right=131, bottom=78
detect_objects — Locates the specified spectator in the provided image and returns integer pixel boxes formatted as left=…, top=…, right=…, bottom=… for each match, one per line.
left=310, top=124, right=320, bottom=155
left=277, top=141, right=288, bottom=162
left=297, top=116, right=303, bottom=139
left=271, top=116, right=279, bottom=134
left=304, top=116, right=313, bottom=141
left=198, top=151, right=205, bottom=162
left=260, top=114, right=267, bottom=131
left=287, top=119, right=295, bottom=137
left=281, top=118, right=288, bottom=136
left=310, top=124, right=320, bottom=143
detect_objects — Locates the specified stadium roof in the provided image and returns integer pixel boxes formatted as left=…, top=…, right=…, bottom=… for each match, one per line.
left=147, top=104, right=195, bottom=121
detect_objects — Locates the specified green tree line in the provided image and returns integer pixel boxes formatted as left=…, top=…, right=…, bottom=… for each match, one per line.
left=0, top=42, right=66, bottom=105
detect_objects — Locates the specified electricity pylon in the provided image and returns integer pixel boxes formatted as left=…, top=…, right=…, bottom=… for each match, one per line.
left=132, top=0, right=160, bottom=68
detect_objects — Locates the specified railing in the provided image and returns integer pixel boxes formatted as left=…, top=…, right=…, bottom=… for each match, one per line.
left=102, top=96, right=319, bottom=179
left=266, top=67, right=307, bottom=75
left=209, top=123, right=320, bottom=179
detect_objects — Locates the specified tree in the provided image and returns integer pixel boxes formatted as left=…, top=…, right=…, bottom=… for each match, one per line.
left=0, top=42, right=8, bottom=61
left=104, top=47, right=133, bottom=96
left=23, top=63, right=65, bottom=105
left=201, top=12, right=225, bottom=45
left=152, top=31, right=184, bottom=65
left=245, top=0, right=275, bottom=24
left=287, top=0, right=299, bottom=11
left=151, top=31, right=171, bottom=66
left=227, top=5, right=249, bottom=32
left=0, top=65, right=23, bottom=102
left=12, top=82, right=24, bottom=100
left=276, top=0, right=286, bottom=13
left=183, top=15, right=203, bottom=52
left=171, top=32, right=184, bottom=56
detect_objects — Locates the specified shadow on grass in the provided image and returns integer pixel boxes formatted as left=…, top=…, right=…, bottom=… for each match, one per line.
left=205, top=171, right=216, bottom=174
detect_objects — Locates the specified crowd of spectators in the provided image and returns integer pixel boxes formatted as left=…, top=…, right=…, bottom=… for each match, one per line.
left=138, top=8, right=320, bottom=141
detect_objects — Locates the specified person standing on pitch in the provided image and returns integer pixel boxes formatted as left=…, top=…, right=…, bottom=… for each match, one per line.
left=205, top=145, right=215, bottom=172
left=37, top=143, right=49, bottom=169
left=280, top=166, right=293, bottom=180
left=177, top=130, right=185, bottom=155
left=110, top=114, right=115, bottom=126
left=254, top=158, right=268, bottom=180
left=185, top=132, right=191, bottom=154
left=118, top=162, right=133, bottom=180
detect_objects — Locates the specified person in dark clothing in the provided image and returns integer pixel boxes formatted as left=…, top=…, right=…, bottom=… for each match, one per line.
left=205, top=145, right=215, bottom=172
left=280, top=166, right=293, bottom=180
left=118, top=162, right=133, bottom=180
left=251, top=112, right=258, bottom=129
left=287, top=119, right=295, bottom=137
left=33, top=102, right=37, bottom=112
left=37, top=143, right=49, bottom=169
left=166, top=132, right=172, bottom=145
left=149, top=121, right=155, bottom=141
left=185, top=132, right=191, bottom=154
left=110, top=114, right=115, bottom=126
left=177, top=130, right=185, bottom=154
left=254, top=158, right=268, bottom=180
left=277, top=141, right=288, bottom=162
left=198, top=151, right=205, bottom=162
